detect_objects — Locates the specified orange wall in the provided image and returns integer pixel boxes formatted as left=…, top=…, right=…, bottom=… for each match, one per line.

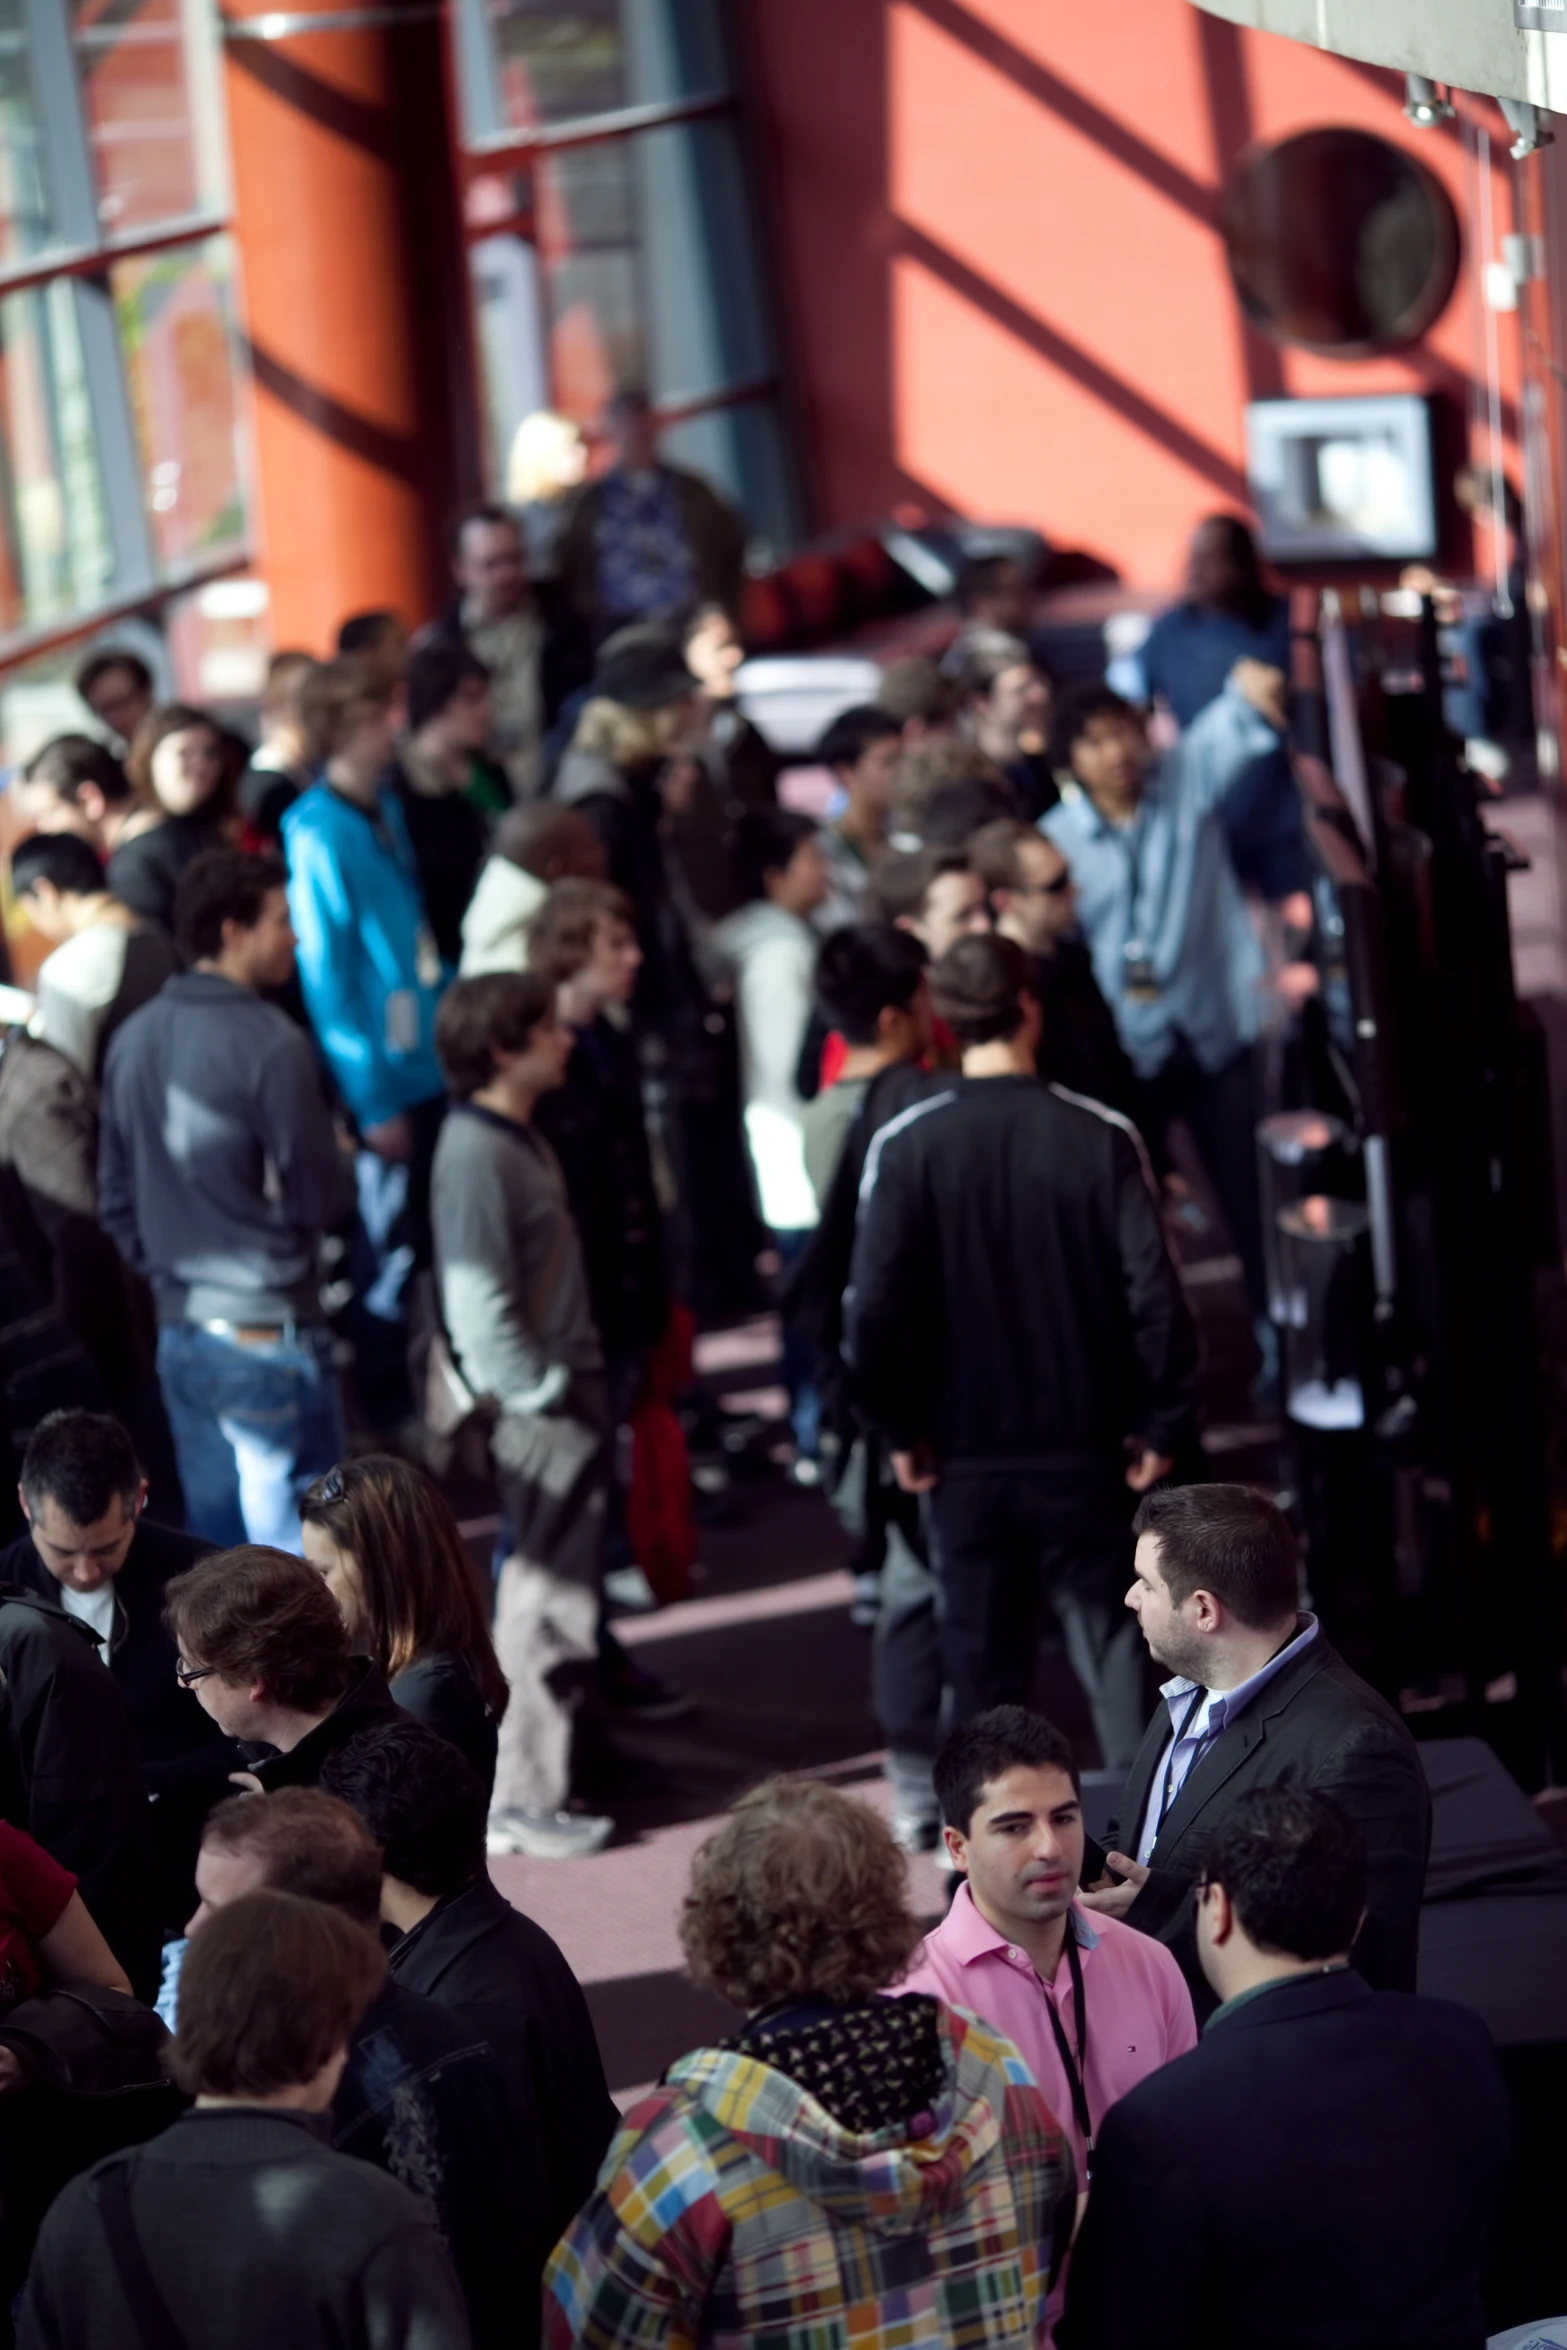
left=745, top=0, right=1519, bottom=588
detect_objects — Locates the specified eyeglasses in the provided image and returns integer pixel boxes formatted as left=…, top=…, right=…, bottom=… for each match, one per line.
left=175, top=1660, right=216, bottom=1690
left=1022, top=871, right=1073, bottom=898
left=306, top=1466, right=346, bottom=1507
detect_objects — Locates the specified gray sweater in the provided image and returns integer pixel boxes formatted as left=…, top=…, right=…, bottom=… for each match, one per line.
left=431, top=1102, right=602, bottom=1413
left=18, top=2106, right=471, bottom=2350
left=98, top=970, right=354, bottom=1324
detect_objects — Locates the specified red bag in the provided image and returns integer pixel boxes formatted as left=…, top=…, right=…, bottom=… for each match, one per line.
left=626, top=1307, right=696, bottom=1605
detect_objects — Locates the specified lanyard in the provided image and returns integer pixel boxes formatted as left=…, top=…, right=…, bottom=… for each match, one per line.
left=1155, top=1684, right=1211, bottom=1836
left=1043, top=1933, right=1093, bottom=2179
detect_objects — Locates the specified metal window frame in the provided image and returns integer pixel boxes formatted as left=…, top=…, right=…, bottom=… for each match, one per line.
left=0, top=3, right=247, bottom=675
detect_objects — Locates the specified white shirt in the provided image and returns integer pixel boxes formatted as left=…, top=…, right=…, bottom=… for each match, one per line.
left=59, top=1580, right=117, bottom=1646
left=1136, top=1615, right=1321, bottom=1863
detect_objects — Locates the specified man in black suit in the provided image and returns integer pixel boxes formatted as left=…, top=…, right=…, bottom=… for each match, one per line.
left=1080, top=1483, right=1430, bottom=2012
left=3, top=1408, right=232, bottom=1928
left=1061, top=1787, right=1510, bottom=2350
left=322, top=1715, right=617, bottom=2341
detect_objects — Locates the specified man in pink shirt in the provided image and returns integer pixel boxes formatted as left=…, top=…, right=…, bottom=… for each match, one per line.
left=902, top=1705, right=1196, bottom=2195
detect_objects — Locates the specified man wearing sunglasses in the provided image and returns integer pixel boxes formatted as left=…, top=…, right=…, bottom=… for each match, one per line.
left=969, top=818, right=1145, bottom=1133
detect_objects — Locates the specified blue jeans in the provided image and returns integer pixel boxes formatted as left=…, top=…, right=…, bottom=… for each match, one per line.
left=156, top=1322, right=346, bottom=1552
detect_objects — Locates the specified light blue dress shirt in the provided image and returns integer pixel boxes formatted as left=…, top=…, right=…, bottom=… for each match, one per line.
left=1041, top=682, right=1282, bottom=1081
left=1135, top=1614, right=1321, bottom=1863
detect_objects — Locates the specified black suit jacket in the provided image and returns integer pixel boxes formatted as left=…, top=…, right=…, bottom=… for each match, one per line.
left=1060, top=1969, right=1510, bottom=2350
left=1108, top=1632, right=1431, bottom=2015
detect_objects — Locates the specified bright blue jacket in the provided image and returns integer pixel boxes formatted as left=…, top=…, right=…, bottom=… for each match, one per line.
left=282, top=782, right=446, bottom=1130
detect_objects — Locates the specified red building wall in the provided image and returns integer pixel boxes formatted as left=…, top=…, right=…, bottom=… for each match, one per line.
left=744, top=0, right=1519, bottom=589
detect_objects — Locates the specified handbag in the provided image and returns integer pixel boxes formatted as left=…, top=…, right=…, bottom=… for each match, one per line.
left=406, top=1270, right=495, bottom=1477
left=0, top=1984, right=174, bottom=2098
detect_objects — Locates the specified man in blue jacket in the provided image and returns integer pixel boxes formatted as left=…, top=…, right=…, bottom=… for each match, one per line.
left=284, top=658, right=449, bottom=1426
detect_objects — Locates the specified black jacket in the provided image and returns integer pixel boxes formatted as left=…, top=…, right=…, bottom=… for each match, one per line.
left=1060, top=1969, right=1510, bottom=2350
left=105, top=815, right=225, bottom=935
left=0, top=1587, right=160, bottom=2000
left=845, top=1073, right=1197, bottom=1466
left=536, top=1013, right=668, bottom=1358
left=1108, top=1631, right=1432, bottom=2015
left=0, top=1523, right=234, bottom=1930
left=334, top=1979, right=528, bottom=2350
left=18, top=2105, right=470, bottom=2350
left=391, top=1879, right=616, bottom=2267
left=245, top=1658, right=401, bottom=1790
left=1031, top=943, right=1150, bottom=1144
left=388, top=1652, right=498, bottom=1796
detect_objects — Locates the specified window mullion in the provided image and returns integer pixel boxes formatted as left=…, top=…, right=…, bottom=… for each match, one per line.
left=22, top=0, right=99, bottom=254
left=72, top=272, right=156, bottom=599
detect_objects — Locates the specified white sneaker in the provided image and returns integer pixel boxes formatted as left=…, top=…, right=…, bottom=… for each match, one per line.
left=486, top=1808, right=615, bottom=1859
left=603, top=1565, right=659, bottom=1612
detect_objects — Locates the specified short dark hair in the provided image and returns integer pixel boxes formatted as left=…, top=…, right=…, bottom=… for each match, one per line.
left=335, top=610, right=402, bottom=658
left=320, top=1718, right=487, bottom=1899
left=74, top=648, right=152, bottom=704
left=10, top=832, right=108, bottom=900
left=1201, top=1787, right=1367, bottom=1960
left=299, top=658, right=395, bottom=766
left=814, top=704, right=902, bottom=772
left=173, top=849, right=289, bottom=965
left=436, top=971, right=554, bottom=1098
left=812, top=924, right=927, bottom=1044
left=918, top=773, right=1021, bottom=848
left=406, top=638, right=489, bottom=736
left=863, top=845, right=971, bottom=928
left=20, top=1410, right=141, bottom=1526
left=735, top=807, right=818, bottom=902
left=451, top=501, right=521, bottom=557
left=527, top=878, right=637, bottom=985
left=930, top=932, right=1031, bottom=1046
left=934, top=1706, right=1082, bottom=1834
left=22, top=734, right=131, bottom=809
left=173, top=1888, right=385, bottom=2099
left=492, top=802, right=605, bottom=883
left=1052, top=682, right=1142, bottom=774
left=163, top=1546, right=353, bottom=1713
left=966, top=818, right=1035, bottom=895
left=201, top=1789, right=384, bottom=1931
left=1132, top=1484, right=1301, bottom=1630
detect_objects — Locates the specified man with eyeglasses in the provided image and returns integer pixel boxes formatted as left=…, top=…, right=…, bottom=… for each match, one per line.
left=968, top=818, right=1144, bottom=1130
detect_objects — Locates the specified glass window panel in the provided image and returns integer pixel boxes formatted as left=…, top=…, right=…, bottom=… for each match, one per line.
left=0, top=278, right=114, bottom=636
left=0, top=2, right=52, bottom=266
left=490, top=2, right=626, bottom=131
left=72, top=0, right=200, bottom=235
left=112, top=235, right=246, bottom=576
left=536, top=144, right=643, bottom=420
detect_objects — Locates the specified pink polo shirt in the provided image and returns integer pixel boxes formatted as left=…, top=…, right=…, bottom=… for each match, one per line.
left=901, top=1881, right=1197, bottom=2187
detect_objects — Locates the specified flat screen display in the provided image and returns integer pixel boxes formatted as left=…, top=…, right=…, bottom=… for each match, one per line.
left=1245, top=393, right=1437, bottom=563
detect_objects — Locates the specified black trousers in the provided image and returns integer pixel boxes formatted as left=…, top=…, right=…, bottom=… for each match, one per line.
left=924, top=1457, right=1147, bottom=1769
left=1141, top=1041, right=1267, bottom=1319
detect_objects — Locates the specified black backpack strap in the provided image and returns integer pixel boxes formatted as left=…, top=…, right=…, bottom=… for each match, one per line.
left=95, top=2154, right=192, bottom=2350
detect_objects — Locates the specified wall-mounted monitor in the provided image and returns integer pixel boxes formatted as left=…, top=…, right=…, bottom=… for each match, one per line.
left=1245, top=393, right=1437, bottom=563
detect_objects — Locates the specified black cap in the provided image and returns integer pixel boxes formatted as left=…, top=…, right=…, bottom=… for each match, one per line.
left=592, top=625, right=697, bottom=710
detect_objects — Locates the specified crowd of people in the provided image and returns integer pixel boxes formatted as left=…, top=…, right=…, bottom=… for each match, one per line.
left=0, top=439, right=1516, bottom=2345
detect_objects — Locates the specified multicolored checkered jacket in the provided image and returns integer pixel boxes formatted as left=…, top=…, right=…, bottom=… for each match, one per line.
left=543, top=1998, right=1073, bottom=2349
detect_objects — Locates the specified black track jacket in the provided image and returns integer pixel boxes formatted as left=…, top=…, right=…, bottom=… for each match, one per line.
left=845, top=1074, right=1197, bottom=1469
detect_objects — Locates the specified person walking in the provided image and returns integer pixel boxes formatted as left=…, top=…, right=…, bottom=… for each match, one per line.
left=846, top=933, right=1197, bottom=1769
left=98, top=851, right=352, bottom=1552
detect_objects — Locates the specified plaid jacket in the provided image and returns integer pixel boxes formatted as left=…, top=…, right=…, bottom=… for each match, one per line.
left=543, top=2000, right=1073, bottom=2350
